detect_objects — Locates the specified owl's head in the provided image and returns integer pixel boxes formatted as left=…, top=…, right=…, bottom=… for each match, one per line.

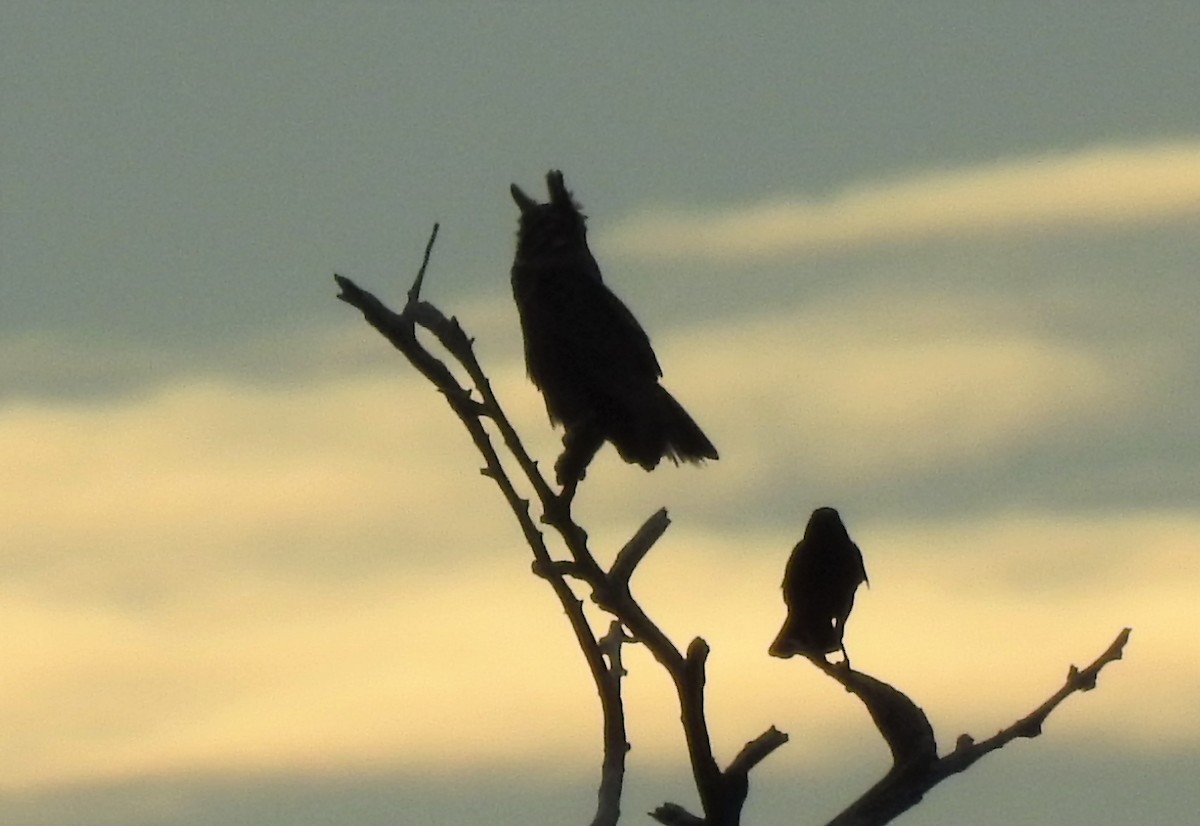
left=511, top=171, right=588, bottom=253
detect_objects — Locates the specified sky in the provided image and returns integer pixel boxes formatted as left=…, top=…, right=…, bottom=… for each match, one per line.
left=3, top=3, right=1200, bottom=824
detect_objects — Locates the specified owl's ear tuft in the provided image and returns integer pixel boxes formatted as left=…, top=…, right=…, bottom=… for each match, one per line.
left=511, top=183, right=538, bottom=214
left=546, top=171, right=574, bottom=208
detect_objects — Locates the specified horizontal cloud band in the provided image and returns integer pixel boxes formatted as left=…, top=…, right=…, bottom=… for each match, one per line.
left=603, top=142, right=1200, bottom=260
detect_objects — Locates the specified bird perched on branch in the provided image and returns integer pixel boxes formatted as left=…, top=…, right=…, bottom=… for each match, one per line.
left=510, top=171, right=718, bottom=496
left=769, top=507, right=869, bottom=666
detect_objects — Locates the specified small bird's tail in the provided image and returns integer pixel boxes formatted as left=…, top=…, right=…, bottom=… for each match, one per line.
left=768, top=612, right=840, bottom=659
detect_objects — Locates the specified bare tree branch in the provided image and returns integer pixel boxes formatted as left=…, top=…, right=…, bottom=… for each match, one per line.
left=335, top=227, right=627, bottom=825
left=609, top=508, right=671, bottom=591
left=649, top=803, right=706, bottom=826
left=336, top=222, right=1126, bottom=826
left=935, top=627, right=1132, bottom=776
left=727, top=726, right=790, bottom=779
left=817, top=628, right=1132, bottom=826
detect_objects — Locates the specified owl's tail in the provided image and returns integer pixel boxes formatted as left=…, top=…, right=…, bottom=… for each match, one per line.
left=607, top=384, right=718, bottom=471
left=657, top=385, right=719, bottom=466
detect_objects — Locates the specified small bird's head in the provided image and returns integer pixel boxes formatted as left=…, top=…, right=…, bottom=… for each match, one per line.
left=511, top=171, right=588, bottom=254
left=808, top=506, right=842, bottom=527
left=805, top=506, right=849, bottom=541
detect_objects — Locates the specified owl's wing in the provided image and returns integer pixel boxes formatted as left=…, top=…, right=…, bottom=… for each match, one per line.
left=525, top=248, right=663, bottom=384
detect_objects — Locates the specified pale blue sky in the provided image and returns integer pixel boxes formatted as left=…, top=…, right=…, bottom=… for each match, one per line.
left=3, top=4, right=1199, bottom=825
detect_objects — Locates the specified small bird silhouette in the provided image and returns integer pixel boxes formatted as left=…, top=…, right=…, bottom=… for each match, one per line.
left=510, top=171, right=717, bottom=496
left=769, top=507, right=869, bottom=666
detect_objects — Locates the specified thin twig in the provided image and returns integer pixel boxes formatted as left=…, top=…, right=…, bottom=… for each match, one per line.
left=937, top=627, right=1132, bottom=775
left=406, top=222, right=440, bottom=305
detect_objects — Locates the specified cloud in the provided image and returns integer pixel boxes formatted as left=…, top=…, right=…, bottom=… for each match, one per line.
left=622, top=291, right=1166, bottom=503
left=0, top=557, right=590, bottom=789
left=844, top=512, right=1198, bottom=749
left=1, top=324, right=1193, bottom=793
left=601, top=142, right=1200, bottom=262
left=1, top=283, right=1173, bottom=590
left=0, top=321, right=455, bottom=400
left=5, top=507, right=1194, bottom=791
left=0, top=276, right=1187, bottom=792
